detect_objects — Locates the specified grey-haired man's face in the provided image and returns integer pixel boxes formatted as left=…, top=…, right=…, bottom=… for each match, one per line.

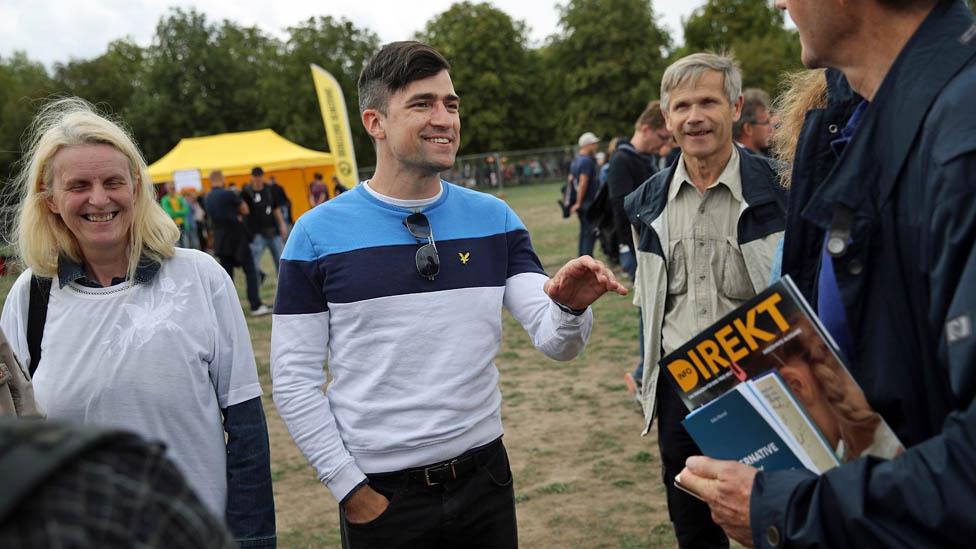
left=664, top=70, right=742, bottom=161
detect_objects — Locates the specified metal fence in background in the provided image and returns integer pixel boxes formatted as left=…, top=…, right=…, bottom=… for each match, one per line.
left=360, top=144, right=577, bottom=191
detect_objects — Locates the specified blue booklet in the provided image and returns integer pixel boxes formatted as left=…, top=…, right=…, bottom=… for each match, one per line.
left=682, top=381, right=808, bottom=472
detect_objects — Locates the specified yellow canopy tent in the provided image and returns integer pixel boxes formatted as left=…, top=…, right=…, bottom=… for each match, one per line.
left=148, top=129, right=344, bottom=219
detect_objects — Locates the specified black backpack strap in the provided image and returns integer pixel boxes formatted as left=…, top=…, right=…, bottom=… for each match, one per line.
left=0, top=418, right=128, bottom=521
left=27, top=276, right=52, bottom=377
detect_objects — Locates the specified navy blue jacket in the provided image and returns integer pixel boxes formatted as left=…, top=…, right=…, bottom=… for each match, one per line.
left=779, top=69, right=862, bottom=304
left=752, top=2, right=976, bottom=547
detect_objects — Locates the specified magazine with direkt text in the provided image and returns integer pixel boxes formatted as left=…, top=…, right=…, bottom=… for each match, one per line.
left=663, top=276, right=904, bottom=477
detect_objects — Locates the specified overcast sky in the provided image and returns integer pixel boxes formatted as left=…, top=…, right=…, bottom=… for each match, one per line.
left=1, top=0, right=720, bottom=67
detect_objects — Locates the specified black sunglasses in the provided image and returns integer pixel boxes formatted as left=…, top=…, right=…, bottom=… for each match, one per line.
left=403, top=212, right=439, bottom=281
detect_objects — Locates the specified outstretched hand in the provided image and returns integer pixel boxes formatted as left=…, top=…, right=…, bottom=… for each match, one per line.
left=543, top=255, right=628, bottom=310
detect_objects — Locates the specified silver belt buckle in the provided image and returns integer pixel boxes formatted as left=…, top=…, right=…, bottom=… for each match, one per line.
left=423, top=459, right=459, bottom=486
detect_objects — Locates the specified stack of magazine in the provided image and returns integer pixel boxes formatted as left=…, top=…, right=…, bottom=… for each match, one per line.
left=664, top=276, right=904, bottom=479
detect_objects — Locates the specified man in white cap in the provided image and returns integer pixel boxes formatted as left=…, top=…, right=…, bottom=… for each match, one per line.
left=570, top=131, right=601, bottom=257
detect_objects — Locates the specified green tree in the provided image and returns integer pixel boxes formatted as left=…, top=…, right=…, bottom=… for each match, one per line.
left=680, top=0, right=802, bottom=95
left=0, top=52, right=56, bottom=182
left=546, top=0, right=672, bottom=144
left=53, top=39, right=145, bottom=119
left=270, top=16, right=379, bottom=167
left=417, top=2, right=543, bottom=154
left=129, top=8, right=279, bottom=162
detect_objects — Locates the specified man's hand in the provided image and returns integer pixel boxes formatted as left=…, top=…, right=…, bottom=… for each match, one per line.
left=544, top=255, right=628, bottom=310
left=342, top=484, right=389, bottom=525
left=570, top=202, right=581, bottom=215
left=677, top=456, right=758, bottom=547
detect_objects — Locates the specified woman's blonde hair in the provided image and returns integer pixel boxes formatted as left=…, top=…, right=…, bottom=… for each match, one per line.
left=770, top=70, right=828, bottom=188
left=12, top=97, right=178, bottom=280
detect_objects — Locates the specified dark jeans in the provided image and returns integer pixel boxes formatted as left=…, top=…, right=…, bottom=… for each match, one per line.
left=339, top=438, right=517, bottom=549
left=620, top=249, right=637, bottom=280
left=218, top=250, right=262, bottom=311
left=657, top=379, right=729, bottom=549
left=577, top=211, right=596, bottom=257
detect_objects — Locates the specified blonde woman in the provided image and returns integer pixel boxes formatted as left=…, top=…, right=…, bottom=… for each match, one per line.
left=0, top=98, right=275, bottom=547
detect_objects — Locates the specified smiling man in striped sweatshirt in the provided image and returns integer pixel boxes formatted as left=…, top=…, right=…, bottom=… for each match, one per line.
left=271, top=41, right=627, bottom=549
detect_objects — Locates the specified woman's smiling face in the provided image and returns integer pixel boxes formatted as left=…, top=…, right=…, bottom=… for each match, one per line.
left=46, top=143, right=136, bottom=260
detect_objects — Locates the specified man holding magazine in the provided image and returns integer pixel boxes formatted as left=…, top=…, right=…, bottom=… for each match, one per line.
left=623, top=52, right=786, bottom=548
left=677, top=0, right=976, bottom=547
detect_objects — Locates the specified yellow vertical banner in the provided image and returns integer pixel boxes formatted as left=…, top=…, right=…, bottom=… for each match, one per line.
left=310, top=64, right=359, bottom=188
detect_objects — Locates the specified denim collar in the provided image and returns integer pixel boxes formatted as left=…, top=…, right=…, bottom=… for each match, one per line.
left=57, top=254, right=161, bottom=289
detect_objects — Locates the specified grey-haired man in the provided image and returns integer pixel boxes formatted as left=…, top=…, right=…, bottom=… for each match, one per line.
left=624, top=52, right=785, bottom=548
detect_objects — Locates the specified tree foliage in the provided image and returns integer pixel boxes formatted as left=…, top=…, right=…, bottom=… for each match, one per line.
left=417, top=2, right=542, bottom=153
left=545, top=0, right=672, bottom=144
left=0, top=0, right=829, bottom=182
left=129, top=9, right=281, bottom=161
left=0, top=52, right=55, bottom=181
left=0, top=8, right=380, bottom=179
left=272, top=17, right=379, bottom=166
left=53, top=39, right=144, bottom=121
left=680, top=0, right=802, bottom=95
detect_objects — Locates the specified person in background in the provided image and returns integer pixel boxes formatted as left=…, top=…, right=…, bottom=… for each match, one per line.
left=183, top=190, right=200, bottom=250
left=592, top=137, right=622, bottom=267
left=308, top=172, right=328, bottom=208
left=160, top=182, right=190, bottom=247
left=570, top=131, right=601, bottom=257
left=624, top=53, right=785, bottom=548
left=330, top=175, right=349, bottom=199
left=268, top=175, right=292, bottom=230
left=241, top=167, right=287, bottom=277
left=0, top=98, right=276, bottom=546
left=732, top=88, right=774, bottom=155
left=191, top=190, right=209, bottom=251
left=206, top=170, right=270, bottom=317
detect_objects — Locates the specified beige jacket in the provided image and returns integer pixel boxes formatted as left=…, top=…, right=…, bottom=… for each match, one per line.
left=0, top=328, right=43, bottom=418
left=625, top=148, right=785, bottom=435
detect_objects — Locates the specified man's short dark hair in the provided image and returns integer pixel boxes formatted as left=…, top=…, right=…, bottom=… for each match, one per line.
left=357, top=41, right=451, bottom=115
left=733, top=88, right=771, bottom=139
left=635, top=100, right=666, bottom=131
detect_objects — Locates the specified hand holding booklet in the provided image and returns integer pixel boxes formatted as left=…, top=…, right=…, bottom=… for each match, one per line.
left=663, top=276, right=904, bottom=496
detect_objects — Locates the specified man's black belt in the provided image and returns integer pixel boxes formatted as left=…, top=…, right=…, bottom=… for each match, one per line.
left=393, top=437, right=502, bottom=487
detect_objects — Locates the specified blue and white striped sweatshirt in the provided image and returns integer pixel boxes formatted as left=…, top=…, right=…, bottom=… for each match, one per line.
left=271, top=182, right=593, bottom=502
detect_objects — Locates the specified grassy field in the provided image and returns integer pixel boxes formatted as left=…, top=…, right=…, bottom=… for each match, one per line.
left=0, top=181, right=678, bottom=548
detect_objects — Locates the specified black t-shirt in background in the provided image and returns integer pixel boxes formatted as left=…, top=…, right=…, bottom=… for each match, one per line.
left=241, top=185, right=278, bottom=237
